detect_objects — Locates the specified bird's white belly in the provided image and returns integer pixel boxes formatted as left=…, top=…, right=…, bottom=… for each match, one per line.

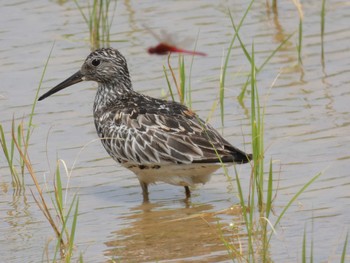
left=124, top=163, right=223, bottom=187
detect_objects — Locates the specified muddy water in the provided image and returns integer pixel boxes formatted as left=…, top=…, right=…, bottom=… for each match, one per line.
left=1, top=0, right=350, bottom=262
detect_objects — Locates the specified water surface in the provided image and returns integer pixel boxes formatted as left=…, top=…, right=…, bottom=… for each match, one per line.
left=0, top=0, right=349, bottom=262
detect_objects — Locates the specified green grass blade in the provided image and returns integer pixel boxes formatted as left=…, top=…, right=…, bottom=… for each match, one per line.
left=250, top=41, right=264, bottom=208
left=24, top=43, right=54, bottom=164
left=219, top=54, right=226, bottom=127
left=321, top=0, right=326, bottom=66
left=298, top=18, right=303, bottom=65
left=55, top=163, right=64, bottom=219
left=265, top=158, right=273, bottom=218
left=88, top=1, right=93, bottom=37
left=0, top=123, right=20, bottom=180
left=341, top=232, right=348, bottom=263
left=67, top=197, right=79, bottom=262
left=10, top=125, right=15, bottom=168
left=54, top=194, right=79, bottom=261
left=219, top=0, right=255, bottom=126
left=234, top=166, right=255, bottom=262
left=238, top=32, right=294, bottom=105
left=0, top=125, right=11, bottom=169
left=13, top=122, right=21, bottom=184
left=179, top=55, right=186, bottom=105
left=270, top=171, right=323, bottom=242
left=163, top=65, right=175, bottom=101
left=302, top=225, right=306, bottom=263
left=108, top=0, right=118, bottom=30
left=187, top=30, right=201, bottom=109
left=229, top=15, right=258, bottom=73
left=258, top=32, right=295, bottom=72
left=73, top=0, right=89, bottom=25
left=18, top=123, right=25, bottom=175
left=310, top=232, right=314, bottom=263
left=238, top=77, right=249, bottom=106
left=98, top=0, right=103, bottom=44
left=105, top=0, right=118, bottom=45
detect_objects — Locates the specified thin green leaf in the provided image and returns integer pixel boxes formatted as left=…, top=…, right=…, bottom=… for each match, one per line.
left=298, top=18, right=303, bottom=65
left=266, top=158, right=273, bottom=218
left=258, top=32, right=295, bottom=72
left=321, top=0, right=326, bottom=65
left=67, top=198, right=80, bottom=262
left=302, top=225, right=306, bottom=263
left=55, top=163, right=64, bottom=220
left=270, top=172, right=323, bottom=243
left=229, top=15, right=258, bottom=73
left=73, top=0, right=89, bottom=25
left=179, top=55, right=186, bottom=104
left=220, top=0, right=255, bottom=125
left=163, top=66, right=175, bottom=101
left=341, top=232, right=348, bottom=263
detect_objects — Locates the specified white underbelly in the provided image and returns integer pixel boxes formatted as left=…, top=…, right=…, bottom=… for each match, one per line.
left=124, top=163, right=223, bottom=187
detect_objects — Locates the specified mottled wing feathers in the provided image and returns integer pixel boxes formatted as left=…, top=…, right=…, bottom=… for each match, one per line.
left=98, top=95, right=250, bottom=165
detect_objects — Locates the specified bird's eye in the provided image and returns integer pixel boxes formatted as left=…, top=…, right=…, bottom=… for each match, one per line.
left=91, top=59, right=100, bottom=66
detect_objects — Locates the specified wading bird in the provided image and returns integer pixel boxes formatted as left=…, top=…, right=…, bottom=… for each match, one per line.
left=39, top=48, right=251, bottom=202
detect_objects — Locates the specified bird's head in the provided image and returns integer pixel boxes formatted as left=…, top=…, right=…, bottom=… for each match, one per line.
left=38, top=48, right=131, bottom=101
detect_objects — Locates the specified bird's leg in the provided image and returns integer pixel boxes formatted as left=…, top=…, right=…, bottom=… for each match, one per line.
left=139, top=181, right=149, bottom=202
left=184, top=186, right=191, bottom=199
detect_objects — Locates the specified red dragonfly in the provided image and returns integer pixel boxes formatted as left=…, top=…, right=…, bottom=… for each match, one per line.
left=146, top=27, right=206, bottom=56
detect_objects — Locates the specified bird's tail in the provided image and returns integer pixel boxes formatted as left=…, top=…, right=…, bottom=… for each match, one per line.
left=228, top=146, right=253, bottom=164
left=234, top=152, right=253, bottom=164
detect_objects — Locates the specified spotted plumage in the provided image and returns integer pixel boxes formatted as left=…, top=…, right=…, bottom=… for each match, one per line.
left=39, top=48, right=252, bottom=201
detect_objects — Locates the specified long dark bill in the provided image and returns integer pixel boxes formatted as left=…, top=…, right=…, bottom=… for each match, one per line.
left=38, top=71, right=84, bottom=101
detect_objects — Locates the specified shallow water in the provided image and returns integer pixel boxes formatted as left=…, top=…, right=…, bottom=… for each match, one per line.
left=1, top=0, right=350, bottom=262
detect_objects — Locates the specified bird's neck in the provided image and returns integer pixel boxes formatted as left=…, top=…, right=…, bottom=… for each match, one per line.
left=93, top=80, right=133, bottom=115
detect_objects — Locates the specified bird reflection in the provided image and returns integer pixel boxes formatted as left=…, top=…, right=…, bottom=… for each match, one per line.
left=104, top=202, right=244, bottom=262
